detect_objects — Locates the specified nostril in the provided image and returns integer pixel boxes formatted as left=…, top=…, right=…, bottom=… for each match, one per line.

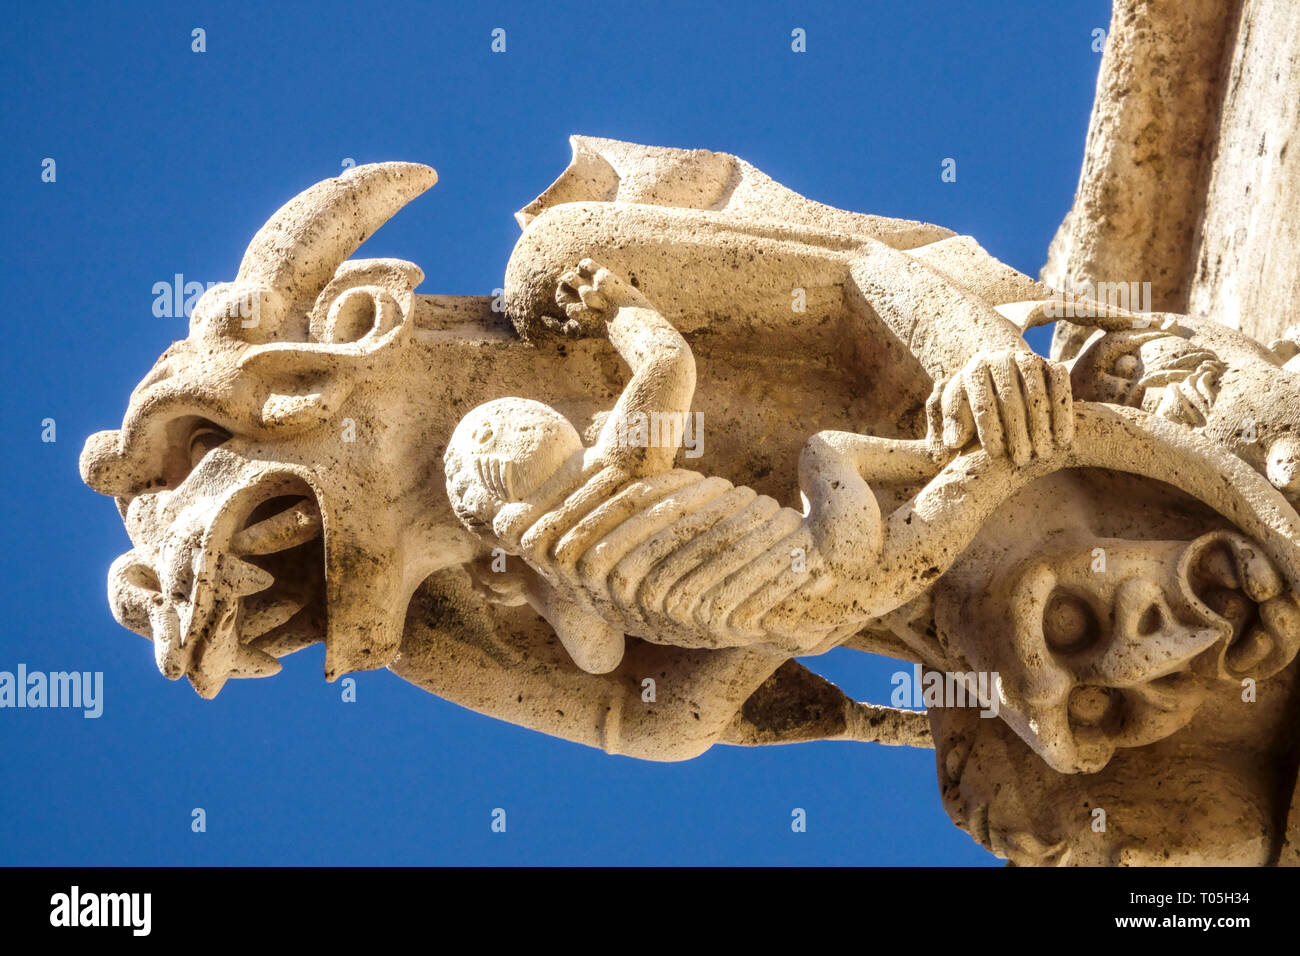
left=122, top=562, right=161, bottom=594
left=1136, top=604, right=1163, bottom=636
left=1114, top=577, right=1182, bottom=641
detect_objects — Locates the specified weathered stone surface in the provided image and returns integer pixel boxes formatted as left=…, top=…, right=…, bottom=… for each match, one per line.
left=80, top=136, right=1300, bottom=865
left=1042, top=0, right=1239, bottom=318
left=1186, top=0, right=1300, bottom=342
left=1040, top=0, right=1300, bottom=864
left=1044, top=0, right=1300, bottom=354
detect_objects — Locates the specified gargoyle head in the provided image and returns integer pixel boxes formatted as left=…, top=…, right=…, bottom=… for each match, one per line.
left=931, top=469, right=1300, bottom=776
left=923, top=467, right=1300, bottom=864
left=79, top=163, right=458, bottom=697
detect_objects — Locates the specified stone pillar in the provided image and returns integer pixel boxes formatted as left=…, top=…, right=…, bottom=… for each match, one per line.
left=1043, top=0, right=1300, bottom=349
left=1185, top=1, right=1300, bottom=343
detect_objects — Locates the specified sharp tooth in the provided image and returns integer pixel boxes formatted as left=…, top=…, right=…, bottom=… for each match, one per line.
left=250, top=616, right=320, bottom=657
left=148, top=603, right=187, bottom=680
left=231, top=500, right=322, bottom=556
left=233, top=645, right=282, bottom=678
left=222, top=556, right=275, bottom=596
left=239, top=594, right=308, bottom=641
left=189, top=669, right=229, bottom=699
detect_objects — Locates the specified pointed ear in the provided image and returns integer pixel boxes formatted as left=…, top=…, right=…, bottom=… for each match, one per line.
left=260, top=376, right=356, bottom=430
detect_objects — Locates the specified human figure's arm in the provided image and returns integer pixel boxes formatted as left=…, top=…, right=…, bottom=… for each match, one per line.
left=847, top=244, right=1074, bottom=464
left=550, top=259, right=696, bottom=477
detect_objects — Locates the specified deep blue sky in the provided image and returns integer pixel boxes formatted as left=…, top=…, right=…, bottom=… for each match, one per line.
left=1, top=0, right=1108, bottom=865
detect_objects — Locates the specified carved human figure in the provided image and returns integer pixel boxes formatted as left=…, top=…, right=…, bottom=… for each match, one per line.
left=1061, top=310, right=1300, bottom=505
left=76, top=155, right=956, bottom=757
left=75, top=141, right=1300, bottom=863
left=445, top=260, right=1074, bottom=673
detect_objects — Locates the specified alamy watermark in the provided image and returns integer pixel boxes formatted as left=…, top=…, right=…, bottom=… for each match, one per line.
left=152, top=274, right=260, bottom=327
left=613, top=410, right=704, bottom=459
left=0, top=664, right=103, bottom=718
left=1042, top=280, right=1153, bottom=320
left=50, top=886, right=150, bottom=935
left=891, top=663, right=1001, bottom=718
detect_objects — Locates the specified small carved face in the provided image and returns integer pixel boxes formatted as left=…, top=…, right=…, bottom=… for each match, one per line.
left=444, top=398, right=583, bottom=535
left=1071, top=329, right=1224, bottom=426
left=1070, top=321, right=1300, bottom=506
left=939, top=530, right=1299, bottom=774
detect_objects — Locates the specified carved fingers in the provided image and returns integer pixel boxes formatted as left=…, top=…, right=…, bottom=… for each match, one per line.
left=557, top=258, right=610, bottom=313
left=930, top=349, right=1073, bottom=465
left=547, top=258, right=647, bottom=338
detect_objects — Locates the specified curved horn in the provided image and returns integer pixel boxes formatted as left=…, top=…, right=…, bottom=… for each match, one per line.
left=236, top=162, right=436, bottom=307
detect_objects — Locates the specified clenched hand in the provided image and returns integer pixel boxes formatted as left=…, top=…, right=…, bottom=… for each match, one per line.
left=927, top=349, right=1073, bottom=465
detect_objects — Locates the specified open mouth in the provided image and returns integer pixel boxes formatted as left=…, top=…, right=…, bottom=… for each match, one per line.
left=187, top=476, right=328, bottom=697
left=225, top=489, right=327, bottom=659
left=113, top=474, right=328, bottom=698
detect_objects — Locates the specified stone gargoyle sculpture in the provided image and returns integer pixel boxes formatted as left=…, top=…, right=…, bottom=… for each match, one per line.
left=80, top=136, right=1300, bottom=866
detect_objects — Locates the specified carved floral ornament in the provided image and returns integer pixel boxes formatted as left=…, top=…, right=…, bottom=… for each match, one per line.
left=81, top=137, right=1300, bottom=865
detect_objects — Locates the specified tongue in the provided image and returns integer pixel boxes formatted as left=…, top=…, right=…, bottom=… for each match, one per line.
left=232, top=498, right=322, bottom=556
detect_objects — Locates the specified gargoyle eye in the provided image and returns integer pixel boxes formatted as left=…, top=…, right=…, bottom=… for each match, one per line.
left=188, top=426, right=231, bottom=469
left=1043, top=589, right=1102, bottom=652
